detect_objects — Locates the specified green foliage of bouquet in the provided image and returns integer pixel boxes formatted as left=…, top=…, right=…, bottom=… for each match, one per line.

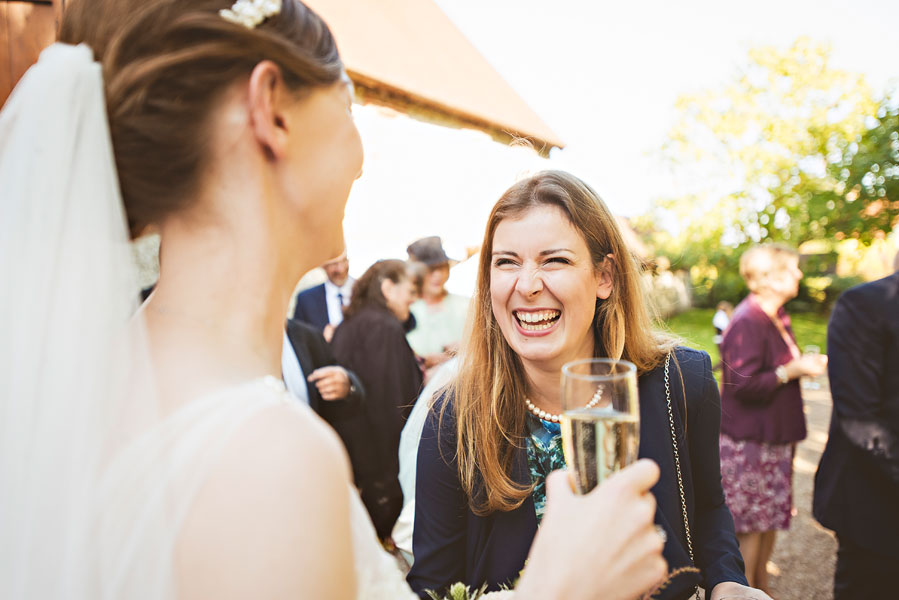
left=425, top=565, right=700, bottom=600
left=426, top=583, right=513, bottom=600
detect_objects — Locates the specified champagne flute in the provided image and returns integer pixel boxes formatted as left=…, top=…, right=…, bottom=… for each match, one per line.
left=802, top=344, right=822, bottom=390
left=560, top=358, right=639, bottom=494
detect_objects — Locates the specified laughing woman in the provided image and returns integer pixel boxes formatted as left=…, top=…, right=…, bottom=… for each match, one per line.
left=408, top=171, right=769, bottom=600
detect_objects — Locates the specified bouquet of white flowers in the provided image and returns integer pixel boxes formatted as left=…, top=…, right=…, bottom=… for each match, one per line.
left=428, top=565, right=701, bottom=600
left=426, top=583, right=514, bottom=600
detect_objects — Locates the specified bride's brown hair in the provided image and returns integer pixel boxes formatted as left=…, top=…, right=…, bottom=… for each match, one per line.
left=447, top=170, right=678, bottom=515
left=58, top=0, right=343, bottom=238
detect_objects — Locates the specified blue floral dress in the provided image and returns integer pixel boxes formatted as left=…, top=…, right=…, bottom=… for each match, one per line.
left=526, top=414, right=567, bottom=525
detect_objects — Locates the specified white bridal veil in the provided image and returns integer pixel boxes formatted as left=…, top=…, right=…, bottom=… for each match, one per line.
left=0, top=44, right=168, bottom=598
left=0, top=39, right=484, bottom=600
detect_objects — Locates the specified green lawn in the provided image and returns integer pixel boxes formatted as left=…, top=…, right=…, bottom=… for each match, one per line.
left=662, top=308, right=829, bottom=365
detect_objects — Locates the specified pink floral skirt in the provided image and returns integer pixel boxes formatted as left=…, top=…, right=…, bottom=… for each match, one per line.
left=719, top=433, right=793, bottom=533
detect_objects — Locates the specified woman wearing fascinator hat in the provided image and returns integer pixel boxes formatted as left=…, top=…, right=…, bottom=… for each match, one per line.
left=406, top=236, right=470, bottom=375
left=0, top=1, right=670, bottom=599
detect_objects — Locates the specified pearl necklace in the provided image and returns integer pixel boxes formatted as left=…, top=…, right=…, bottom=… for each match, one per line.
left=525, top=386, right=603, bottom=423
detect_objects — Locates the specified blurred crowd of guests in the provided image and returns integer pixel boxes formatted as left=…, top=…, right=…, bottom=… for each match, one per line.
left=282, top=231, right=898, bottom=599
left=283, top=236, right=466, bottom=541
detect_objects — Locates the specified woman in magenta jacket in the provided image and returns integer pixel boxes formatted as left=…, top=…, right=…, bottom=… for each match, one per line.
left=719, top=244, right=827, bottom=593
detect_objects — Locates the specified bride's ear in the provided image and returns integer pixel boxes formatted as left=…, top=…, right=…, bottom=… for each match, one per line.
left=246, top=60, right=290, bottom=161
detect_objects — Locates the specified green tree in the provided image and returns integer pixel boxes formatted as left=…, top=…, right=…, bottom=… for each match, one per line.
left=824, top=102, right=899, bottom=244
left=644, top=38, right=895, bottom=307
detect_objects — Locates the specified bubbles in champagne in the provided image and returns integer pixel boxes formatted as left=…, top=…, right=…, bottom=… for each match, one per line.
left=561, top=407, right=639, bottom=494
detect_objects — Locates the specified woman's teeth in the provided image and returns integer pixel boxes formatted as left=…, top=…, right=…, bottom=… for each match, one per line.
left=515, top=310, right=560, bottom=330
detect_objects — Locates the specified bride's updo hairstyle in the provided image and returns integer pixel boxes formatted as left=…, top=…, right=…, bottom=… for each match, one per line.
left=58, top=0, right=343, bottom=237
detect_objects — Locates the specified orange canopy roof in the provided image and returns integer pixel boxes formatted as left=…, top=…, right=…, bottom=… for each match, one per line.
left=305, top=0, right=564, bottom=154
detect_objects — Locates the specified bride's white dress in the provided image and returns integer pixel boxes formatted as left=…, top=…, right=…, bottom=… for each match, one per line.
left=100, top=377, right=418, bottom=600
left=1, top=43, right=482, bottom=600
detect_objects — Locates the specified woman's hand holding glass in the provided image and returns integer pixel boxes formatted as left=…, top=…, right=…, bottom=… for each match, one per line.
left=710, top=580, right=774, bottom=599
left=784, top=353, right=828, bottom=380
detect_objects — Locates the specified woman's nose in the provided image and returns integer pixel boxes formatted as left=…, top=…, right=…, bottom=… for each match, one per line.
left=515, top=267, right=544, bottom=297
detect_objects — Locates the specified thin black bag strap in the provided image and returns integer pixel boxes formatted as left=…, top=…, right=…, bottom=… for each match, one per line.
left=664, top=352, right=701, bottom=600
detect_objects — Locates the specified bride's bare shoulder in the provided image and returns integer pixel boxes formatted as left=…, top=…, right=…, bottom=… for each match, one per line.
left=228, top=390, right=351, bottom=471
left=176, top=391, right=356, bottom=600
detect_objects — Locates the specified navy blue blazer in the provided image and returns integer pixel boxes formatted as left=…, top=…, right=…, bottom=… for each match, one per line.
left=813, top=272, right=899, bottom=558
left=408, top=347, right=746, bottom=599
left=292, top=283, right=329, bottom=331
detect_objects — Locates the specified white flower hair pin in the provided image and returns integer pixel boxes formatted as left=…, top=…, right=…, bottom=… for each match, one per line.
left=219, top=0, right=282, bottom=29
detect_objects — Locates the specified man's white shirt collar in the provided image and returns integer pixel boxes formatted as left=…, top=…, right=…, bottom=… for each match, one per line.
left=323, top=278, right=353, bottom=326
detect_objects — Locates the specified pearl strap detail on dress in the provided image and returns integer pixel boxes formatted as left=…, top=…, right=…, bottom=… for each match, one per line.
left=525, top=386, right=603, bottom=423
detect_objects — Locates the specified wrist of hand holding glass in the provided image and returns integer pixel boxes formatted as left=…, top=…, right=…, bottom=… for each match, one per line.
left=775, top=365, right=789, bottom=385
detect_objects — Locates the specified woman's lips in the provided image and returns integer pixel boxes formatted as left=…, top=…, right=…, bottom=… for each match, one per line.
left=513, top=309, right=561, bottom=335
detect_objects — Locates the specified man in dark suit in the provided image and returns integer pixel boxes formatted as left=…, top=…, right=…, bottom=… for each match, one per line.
left=813, top=265, right=899, bottom=599
left=292, top=252, right=353, bottom=342
left=283, top=318, right=364, bottom=424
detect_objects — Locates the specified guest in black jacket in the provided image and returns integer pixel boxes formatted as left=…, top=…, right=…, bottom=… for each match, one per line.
left=409, top=172, right=764, bottom=600
left=331, top=259, right=424, bottom=540
left=813, top=268, right=899, bottom=599
left=283, top=318, right=364, bottom=424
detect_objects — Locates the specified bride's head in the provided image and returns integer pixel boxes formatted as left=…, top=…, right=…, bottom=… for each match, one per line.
left=59, top=0, right=363, bottom=268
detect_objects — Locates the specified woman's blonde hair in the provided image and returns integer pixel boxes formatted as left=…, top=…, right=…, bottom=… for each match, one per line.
left=738, top=244, right=799, bottom=293
left=447, top=171, right=677, bottom=515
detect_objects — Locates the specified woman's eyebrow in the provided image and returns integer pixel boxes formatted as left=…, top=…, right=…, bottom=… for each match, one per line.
left=491, top=249, right=575, bottom=257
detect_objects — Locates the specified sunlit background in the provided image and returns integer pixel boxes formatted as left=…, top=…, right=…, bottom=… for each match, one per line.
left=326, top=0, right=899, bottom=299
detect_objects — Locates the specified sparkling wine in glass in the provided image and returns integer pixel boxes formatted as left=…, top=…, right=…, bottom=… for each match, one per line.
left=560, top=358, right=639, bottom=494
left=802, top=345, right=823, bottom=390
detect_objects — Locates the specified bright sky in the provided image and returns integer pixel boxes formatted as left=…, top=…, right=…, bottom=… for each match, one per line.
left=336, top=0, right=898, bottom=281
left=433, top=0, right=899, bottom=217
